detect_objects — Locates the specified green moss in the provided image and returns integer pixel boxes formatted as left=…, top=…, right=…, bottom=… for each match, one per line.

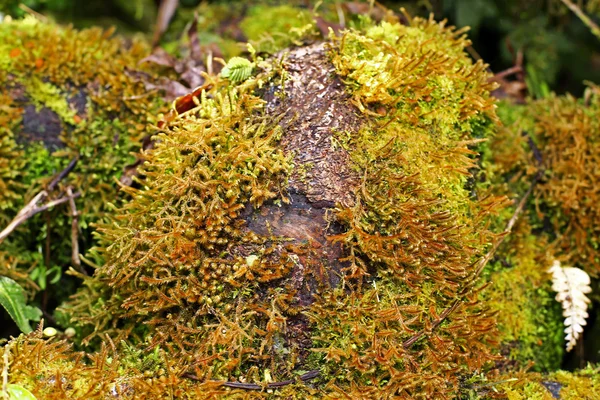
left=160, top=2, right=318, bottom=60
left=25, top=77, right=77, bottom=125
left=0, top=17, right=167, bottom=313
left=497, top=364, right=600, bottom=400
left=483, top=224, right=564, bottom=371
left=240, top=5, right=316, bottom=54
left=12, top=9, right=595, bottom=399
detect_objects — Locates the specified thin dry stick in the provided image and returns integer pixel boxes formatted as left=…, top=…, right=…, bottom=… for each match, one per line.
left=67, top=187, right=86, bottom=275
left=152, top=0, right=179, bottom=47
left=48, top=157, right=78, bottom=191
left=403, top=299, right=462, bottom=349
left=0, top=191, right=46, bottom=243
left=17, top=3, right=48, bottom=21
left=561, top=0, right=600, bottom=40
left=0, top=192, right=81, bottom=243
left=0, top=158, right=79, bottom=243
left=473, top=184, right=534, bottom=280
left=183, top=370, right=320, bottom=390
left=489, top=65, right=523, bottom=82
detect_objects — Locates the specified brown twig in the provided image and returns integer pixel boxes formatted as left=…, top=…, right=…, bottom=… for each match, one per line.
left=0, top=192, right=81, bottom=243
left=489, top=65, right=523, bottom=82
left=18, top=3, right=48, bottom=21
left=183, top=370, right=320, bottom=390
left=560, top=0, right=600, bottom=41
left=152, top=0, right=179, bottom=47
left=48, top=157, right=78, bottom=191
left=0, top=158, right=80, bottom=243
left=403, top=299, right=462, bottom=349
left=67, top=186, right=86, bottom=275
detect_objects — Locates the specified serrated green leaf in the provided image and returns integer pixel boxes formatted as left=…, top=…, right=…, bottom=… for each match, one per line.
left=7, top=384, right=37, bottom=400
left=221, top=57, right=254, bottom=83
left=0, top=276, right=42, bottom=333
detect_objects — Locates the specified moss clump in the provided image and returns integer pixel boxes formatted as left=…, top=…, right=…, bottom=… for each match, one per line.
left=483, top=219, right=564, bottom=371
left=57, top=12, right=512, bottom=398
left=0, top=16, right=166, bottom=316
left=304, top=15, right=506, bottom=397
left=0, top=327, right=261, bottom=399
left=66, top=80, right=294, bottom=371
left=477, top=88, right=600, bottom=371
left=490, top=87, right=600, bottom=277
left=528, top=89, right=600, bottom=277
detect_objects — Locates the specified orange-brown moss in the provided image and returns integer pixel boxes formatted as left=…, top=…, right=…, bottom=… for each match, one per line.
left=478, top=86, right=600, bottom=377
left=489, top=86, right=600, bottom=277
left=1, top=327, right=321, bottom=399
left=306, top=15, right=506, bottom=397
left=0, top=92, right=25, bottom=222
left=66, top=82, right=294, bottom=381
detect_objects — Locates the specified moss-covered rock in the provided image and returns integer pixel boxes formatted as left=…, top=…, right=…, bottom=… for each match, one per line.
left=4, top=6, right=597, bottom=400
left=54, top=12, right=511, bottom=398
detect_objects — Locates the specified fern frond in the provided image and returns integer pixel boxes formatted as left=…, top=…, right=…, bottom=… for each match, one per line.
left=548, top=260, right=592, bottom=352
left=220, top=57, right=254, bottom=83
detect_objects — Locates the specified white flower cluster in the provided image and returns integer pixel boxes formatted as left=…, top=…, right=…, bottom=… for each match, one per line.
left=548, top=260, right=592, bottom=352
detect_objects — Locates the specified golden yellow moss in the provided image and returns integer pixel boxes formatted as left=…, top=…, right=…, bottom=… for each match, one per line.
left=497, top=364, right=600, bottom=400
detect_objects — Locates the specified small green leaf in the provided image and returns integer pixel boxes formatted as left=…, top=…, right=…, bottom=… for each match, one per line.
left=48, top=265, right=62, bottom=285
left=0, top=276, right=42, bottom=333
left=7, top=384, right=37, bottom=400
left=221, top=57, right=254, bottom=83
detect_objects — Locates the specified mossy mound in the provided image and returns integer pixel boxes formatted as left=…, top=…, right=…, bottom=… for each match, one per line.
left=482, top=217, right=564, bottom=372
left=476, top=86, right=600, bottom=374
left=54, top=13, right=509, bottom=398
left=0, top=17, right=166, bottom=313
left=490, top=88, right=600, bottom=277
left=1, top=6, right=599, bottom=400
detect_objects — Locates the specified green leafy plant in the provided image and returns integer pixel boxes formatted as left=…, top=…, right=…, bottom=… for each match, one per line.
left=220, top=56, right=255, bottom=83
left=28, top=259, right=61, bottom=291
left=0, top=277, right=41, bottom=334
